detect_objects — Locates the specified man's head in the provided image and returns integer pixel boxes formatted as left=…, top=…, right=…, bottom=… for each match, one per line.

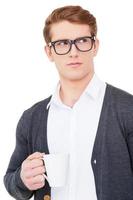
left=43, top=5, right=99, bottom=83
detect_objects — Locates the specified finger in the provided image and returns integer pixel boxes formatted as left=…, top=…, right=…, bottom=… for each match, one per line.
left=30, top=174, right=45, bottom=185
left=25, top=166, right=46, bottom=178
left=23, top=158, right=44, bottom=171
left=27, top=152, right=45, bottom=161
left=27, top=159, right=44, bottom=169
left=31, top=182, right=45, bottom=190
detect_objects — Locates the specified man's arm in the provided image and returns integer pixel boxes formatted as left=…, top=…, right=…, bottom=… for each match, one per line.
left=3, top=112, right=34, bottom=200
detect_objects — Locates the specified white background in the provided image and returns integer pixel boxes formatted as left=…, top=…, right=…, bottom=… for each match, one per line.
left=0, top=0, right=133, bottom=199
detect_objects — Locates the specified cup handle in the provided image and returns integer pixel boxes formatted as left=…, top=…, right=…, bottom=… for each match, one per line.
left=43, top=173, right=49, bottom=183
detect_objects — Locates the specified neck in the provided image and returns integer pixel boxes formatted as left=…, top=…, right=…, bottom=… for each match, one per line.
left=59, top=72, right=94, bottom=107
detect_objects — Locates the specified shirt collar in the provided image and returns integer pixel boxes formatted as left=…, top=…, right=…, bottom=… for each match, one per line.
left=46, top=82, right=65, bottom=109
left=84, top=73, right=105, bottom=100
left=46, top=73, right=106, bottom=109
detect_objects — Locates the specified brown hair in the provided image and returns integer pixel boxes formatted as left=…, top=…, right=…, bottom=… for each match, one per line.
left=43, top=5, right=97, bottom=44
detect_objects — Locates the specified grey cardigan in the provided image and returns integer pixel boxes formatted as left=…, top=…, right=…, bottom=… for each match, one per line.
left=4, top=83, right=133, bottom=200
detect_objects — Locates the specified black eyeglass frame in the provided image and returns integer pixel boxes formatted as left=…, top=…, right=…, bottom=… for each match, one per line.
left=48, top=35, right=96, bottom=55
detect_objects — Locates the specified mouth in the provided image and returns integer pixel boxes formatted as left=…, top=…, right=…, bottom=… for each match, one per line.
left=66, top=62, right=82, bottom=67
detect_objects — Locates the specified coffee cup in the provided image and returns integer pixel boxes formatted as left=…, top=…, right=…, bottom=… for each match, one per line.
left=43, top=153, right=69, bottom=187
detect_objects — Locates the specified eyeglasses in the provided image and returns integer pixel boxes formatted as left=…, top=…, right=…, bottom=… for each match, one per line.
left=48, top=36, right=95, bottom=55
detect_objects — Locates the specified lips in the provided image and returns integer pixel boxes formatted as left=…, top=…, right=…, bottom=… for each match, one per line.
left=67, top=62, right=82, bottom=67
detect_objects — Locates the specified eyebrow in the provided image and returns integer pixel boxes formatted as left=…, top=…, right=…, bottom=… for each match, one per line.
left=51, top=35, right=93, bottom=42
left=53, top=38, right=70, bottom=41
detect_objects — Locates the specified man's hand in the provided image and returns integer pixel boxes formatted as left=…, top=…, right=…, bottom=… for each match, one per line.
left=20, top=152, right=46, bottom=191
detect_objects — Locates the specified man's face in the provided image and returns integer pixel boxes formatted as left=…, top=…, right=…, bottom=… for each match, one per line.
left=45, top=20, right=99, bottom=82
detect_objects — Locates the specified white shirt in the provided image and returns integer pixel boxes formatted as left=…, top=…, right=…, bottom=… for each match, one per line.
left=47, top=73, right=106, bottom=200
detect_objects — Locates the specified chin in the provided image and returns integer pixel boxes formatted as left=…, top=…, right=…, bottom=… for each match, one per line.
left=60, top=69, right=93, bottom=82
left=64, top=75, right=88, bottom=82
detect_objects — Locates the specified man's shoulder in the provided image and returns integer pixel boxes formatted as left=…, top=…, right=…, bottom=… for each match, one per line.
left=22, top=95, right=52, bottom=118
left=107, top=83, right=133, bottom=108
left=107, top=84, right=133, bottom=134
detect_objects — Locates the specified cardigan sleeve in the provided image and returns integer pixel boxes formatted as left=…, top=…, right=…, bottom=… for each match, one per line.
left=3, top=111, right=34, bottom=199
left=112, top=85, right=133, bottom=170
left=124, top=107, right=133, bottom=169
left=119, top=95, right=133, bottom=170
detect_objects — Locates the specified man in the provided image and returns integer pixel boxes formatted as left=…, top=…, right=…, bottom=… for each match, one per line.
left=4, top=5, right=133, bottom=200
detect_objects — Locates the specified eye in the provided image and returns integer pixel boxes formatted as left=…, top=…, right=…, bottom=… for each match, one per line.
left=78, top=38, right=88, bottom=43
left=55, top=40, right=69, bottom=47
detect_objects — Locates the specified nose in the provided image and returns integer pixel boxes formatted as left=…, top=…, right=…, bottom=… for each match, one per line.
left=69, top=43, right=79, bottom=57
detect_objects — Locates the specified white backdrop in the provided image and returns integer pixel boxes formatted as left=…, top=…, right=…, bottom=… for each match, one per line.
left=0, top=0, right=133, bottom=199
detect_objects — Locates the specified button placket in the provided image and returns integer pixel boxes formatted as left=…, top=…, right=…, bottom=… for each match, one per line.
left=68, top=109, right=77, bottom=200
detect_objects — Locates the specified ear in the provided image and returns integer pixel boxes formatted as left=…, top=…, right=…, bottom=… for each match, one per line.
left=93, top=38, right=99, bottom=57
left=44, top=45, right=54, bottom=62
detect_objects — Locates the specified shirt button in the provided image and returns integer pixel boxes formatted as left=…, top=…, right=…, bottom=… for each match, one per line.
left=43, top=195, right=51, bottom=200
left=93, top=159, right=96, bottom=164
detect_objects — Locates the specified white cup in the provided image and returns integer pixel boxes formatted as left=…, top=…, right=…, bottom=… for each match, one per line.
left=43, top=153, right=69, bottom=187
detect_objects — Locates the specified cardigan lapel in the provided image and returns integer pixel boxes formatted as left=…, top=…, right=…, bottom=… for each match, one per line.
left=91, top=84, right=112, bottom=163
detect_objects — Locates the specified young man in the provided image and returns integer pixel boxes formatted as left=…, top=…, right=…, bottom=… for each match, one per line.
left=4, top=5, right=133, bottom=200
